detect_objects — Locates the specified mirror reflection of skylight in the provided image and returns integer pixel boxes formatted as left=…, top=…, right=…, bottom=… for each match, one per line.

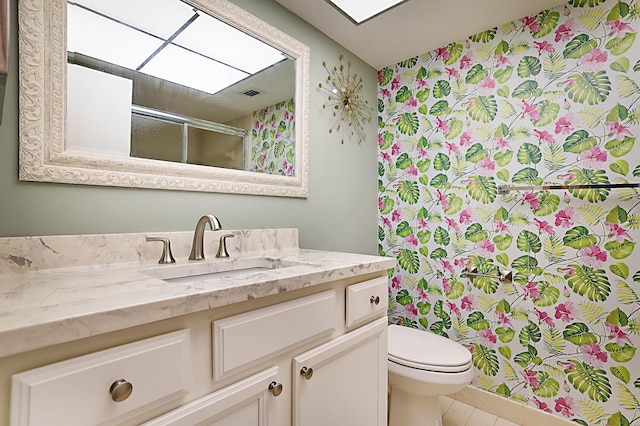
left=172, top=13, right=286, bottom=74
left=140, top=44, right=249, bottom=95
left=67, top=5, right=163, bottom=70
left=326, top=0, right=407, bottom=25
left=66, top=0, right=285, bottom=94
left=70, top=0, right=195, bottom=39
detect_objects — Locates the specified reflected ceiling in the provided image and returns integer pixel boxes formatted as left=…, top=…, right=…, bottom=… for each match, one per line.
left=67, top=0, right=286, bottom=94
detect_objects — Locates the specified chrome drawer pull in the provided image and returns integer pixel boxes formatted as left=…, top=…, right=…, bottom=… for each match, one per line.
left=370, top=295, right=380, bottom=305
left=109, top=379, right=133, bottom=402
left=300, top=366, right=314, bottom=380
left=268, top=381, right=283, bottom=397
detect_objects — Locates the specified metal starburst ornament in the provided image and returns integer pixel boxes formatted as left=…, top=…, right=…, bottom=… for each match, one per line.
left=318, top=54, right=373, bottom=144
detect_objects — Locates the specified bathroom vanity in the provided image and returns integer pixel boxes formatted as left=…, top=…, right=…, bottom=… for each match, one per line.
left=0, top=229, right=394, bottom=425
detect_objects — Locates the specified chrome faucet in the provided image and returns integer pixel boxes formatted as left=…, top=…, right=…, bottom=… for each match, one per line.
left=189, top=214, right=222, bottom=260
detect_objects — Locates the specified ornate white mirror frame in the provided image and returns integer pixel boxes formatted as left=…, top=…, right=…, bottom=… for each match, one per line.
left=17, top=0, right=310, bottom=197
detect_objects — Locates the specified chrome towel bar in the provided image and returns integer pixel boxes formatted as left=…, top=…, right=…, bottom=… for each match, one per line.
left=463, top=266, right=513, bottom=283
left=498, top=183, right=640, bottom=195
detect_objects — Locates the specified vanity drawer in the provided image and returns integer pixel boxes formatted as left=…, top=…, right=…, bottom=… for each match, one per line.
left=213, top=290, right=336, bottom=380
left=346, top=276, right=388, bottom=327
left=11, top=329, right=190, bottom=426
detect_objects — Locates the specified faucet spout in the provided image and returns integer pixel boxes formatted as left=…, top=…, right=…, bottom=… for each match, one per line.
left=189, top=214, right=222, bottom=260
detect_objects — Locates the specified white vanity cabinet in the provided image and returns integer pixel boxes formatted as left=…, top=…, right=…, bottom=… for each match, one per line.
left=7, top=274, right=389, bottom=426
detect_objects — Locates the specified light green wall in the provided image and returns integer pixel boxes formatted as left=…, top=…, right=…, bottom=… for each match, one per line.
left=0, top=0, right=379, bottom=254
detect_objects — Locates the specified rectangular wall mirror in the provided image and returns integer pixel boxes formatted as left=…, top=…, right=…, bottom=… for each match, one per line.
left=18, top=0, right=310, bottom=197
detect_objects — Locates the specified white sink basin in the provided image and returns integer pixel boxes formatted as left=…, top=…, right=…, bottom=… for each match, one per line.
left=144, top=257, right=307, bottom=284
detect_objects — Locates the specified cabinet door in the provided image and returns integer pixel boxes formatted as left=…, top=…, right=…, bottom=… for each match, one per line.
left=292, top=318, right=387, bottom=426
left=142, top=367, right=281, bottom=426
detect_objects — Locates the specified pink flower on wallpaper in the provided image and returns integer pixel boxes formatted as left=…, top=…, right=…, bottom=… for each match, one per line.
left=520, top=100, right=541, bottom=121
left=417, top=148, right=429, bottom=158
left=391, top=75, right=401, bottom=90
left=461, top=295, right=475, bottom=311
left=460, top=131, right=474, bottom=147
left=381, top=152, right=392, bottom=162
left=406, top=165, right=418, bottom=177
left=416, top=78, right=428, bottom=89
left=523, top=370, right=540, bottom=389
left=606, top=20, right=633, bottom=37
left=459, top=208, right=473, bottom=225
left=405, top=234, right=419, bottom=247
left=418, top=287, right=429, bottom=301
left=605, top=222, right=632, bottom=242
left=523, top=281, right=540, bottom=300
left=479, top=329, right=497, bottom=347
left=495, top=55, right=511, bottom=68
left=477, top=77, right=496, bottom=95
left=436, top=190, right=450, bottom=210
left=446, top=142, right=461, bottom=154
left=494, top=137, right=512, bottom=152
left=493, top=220, right=510, bottom=236
left=534, top=218, right=555, bottom=235
left=418, top=218, right=430, bottom=230
left=380, top=88, right=392, bottom=98
left=533, top=397, right=553, bottom=413
left=405, top=303, right=418, bottom=318
left=477, top=158, right=496, bottom=176
left=605, top=121, right=633, bottom=138
left=534, top=129, right=555, bottom=144
left=580, top=146, right=608, bottom=169
left=435, top=47, right=450, bottom=61
left=391, top=143, right=401, bottom=156
left=496, top=310, right=512, bottom=327
left=555, top=18, right=575, bottom=42
left=534, top=308, right=555, bottom=327
left=445, top=217, right=460, bottom=231
left=460, top=54, right=473, bottom=70
left=555, top=302, right=576, bottom=322
left=554, top=397, right=577, bottom=418
left=521, top=16, right=540, bottom=33
left=436, top=117, right=451, bottom=135
left=579, top=243, right=607, bottom=268
left=391, top=276, right=401, bottom=289
left=404, top=96, right=418, bottom=109
left=477, top=238, right=495, bottom=256
left=522, top=192, right=541, bottom=210
left=447, top=301, right=461, bottom=316
left=391, top=209, right=403, bottom=222
left=605, top=322, right=633, bottom=346
left=440, top=259, right=455, bottom=274
left=534, top=40, right=555, bottom=53
left=381, top=217, right=392, bottom=228
left=555, top=207, right=576, bottom=228
left=445, top=67, right=460, bottom=78
left=581, top=48, right=608, bottom=71
left=442, top=277, right=451, bottom=293
left=580, top=343, right=608, bottom=368
left=554, top=113, right=576, bottom=134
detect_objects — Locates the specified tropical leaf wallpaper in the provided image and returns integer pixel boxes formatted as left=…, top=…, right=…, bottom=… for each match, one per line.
left=378, top=0, right=640, bottom=423
left=249, top=98, right=295, bottom=176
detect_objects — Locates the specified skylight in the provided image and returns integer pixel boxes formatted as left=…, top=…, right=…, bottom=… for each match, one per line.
left=326, top=0, right=408, bottom=25
left=66, top=0, right=286, bottom=94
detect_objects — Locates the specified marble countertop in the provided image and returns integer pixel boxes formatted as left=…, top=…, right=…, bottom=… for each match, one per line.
left=0, top=229, right=394, bottom=358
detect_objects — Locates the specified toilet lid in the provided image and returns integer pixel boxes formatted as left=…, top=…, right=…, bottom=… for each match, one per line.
left=388, top=324, right=472, bottom=373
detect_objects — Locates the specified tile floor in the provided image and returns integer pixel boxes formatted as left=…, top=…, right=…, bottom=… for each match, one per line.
left=440, top=396, right=519, bottom=426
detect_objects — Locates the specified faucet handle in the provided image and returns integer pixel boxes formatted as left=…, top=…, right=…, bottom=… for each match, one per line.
left=146, top=237, right=176, bottom=264
left=216, top=234, right=235, bottom=258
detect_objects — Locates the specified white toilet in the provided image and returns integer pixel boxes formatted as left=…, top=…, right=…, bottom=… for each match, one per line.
left=387, top=324, right=475, bottom=426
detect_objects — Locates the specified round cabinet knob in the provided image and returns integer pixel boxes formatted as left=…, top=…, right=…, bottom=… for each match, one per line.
left=370, top=295, right=380, bottom=305
left=268, top=381, right=283, bottom=397
left=300, top=366, right=314, bottom=380
left=109, top=379, right=133, bottom=402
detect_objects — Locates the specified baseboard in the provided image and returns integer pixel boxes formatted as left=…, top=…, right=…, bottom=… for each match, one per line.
left=451, top=385, right=575, bottom=426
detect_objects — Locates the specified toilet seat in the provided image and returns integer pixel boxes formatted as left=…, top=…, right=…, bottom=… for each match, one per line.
left=388, top=325, right=472, bottom=373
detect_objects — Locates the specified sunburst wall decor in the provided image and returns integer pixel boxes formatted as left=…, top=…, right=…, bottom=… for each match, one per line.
left=318, top=54, right=373, bottom=144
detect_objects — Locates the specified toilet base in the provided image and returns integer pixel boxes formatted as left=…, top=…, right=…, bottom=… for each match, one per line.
left=388, top=385, right=442, bottom=426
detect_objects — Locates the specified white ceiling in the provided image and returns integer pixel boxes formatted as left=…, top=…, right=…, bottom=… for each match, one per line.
left=274, top=0, right=569, bottom=69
